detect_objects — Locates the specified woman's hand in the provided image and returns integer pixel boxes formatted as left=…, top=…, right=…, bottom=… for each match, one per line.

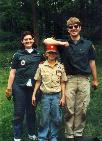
left=5, top=88, right=12, bottom=100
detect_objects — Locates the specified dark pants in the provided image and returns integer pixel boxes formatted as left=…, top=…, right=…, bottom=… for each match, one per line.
left=12, top=82, right=36, bottom=139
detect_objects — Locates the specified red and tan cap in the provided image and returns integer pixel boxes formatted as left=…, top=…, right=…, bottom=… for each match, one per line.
left=45, top=44, right=57, bottom=52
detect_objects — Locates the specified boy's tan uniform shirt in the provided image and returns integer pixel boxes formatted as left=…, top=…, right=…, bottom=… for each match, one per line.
left=34, top=60, right=67, bottom=93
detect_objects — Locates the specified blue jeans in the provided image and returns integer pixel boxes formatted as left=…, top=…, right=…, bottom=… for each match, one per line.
left=38, top=93, right=62, bottom=141
left=12, top=82, right=36, bottom=139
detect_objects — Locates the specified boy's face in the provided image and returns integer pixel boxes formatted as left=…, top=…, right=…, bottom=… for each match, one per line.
left=67, top=23, right=81, bottom=37
left=46, top=51, right=58, bottom=61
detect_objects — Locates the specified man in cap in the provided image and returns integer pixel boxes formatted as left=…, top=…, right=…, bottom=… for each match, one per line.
left=32, top=44, right=67, bottom=141
left=43, top=17, right=99, bottom=141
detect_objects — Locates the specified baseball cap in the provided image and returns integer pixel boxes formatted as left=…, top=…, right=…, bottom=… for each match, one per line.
left=45, top=44, right=57, bottom=53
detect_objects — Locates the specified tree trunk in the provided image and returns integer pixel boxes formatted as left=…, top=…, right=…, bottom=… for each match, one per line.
left=31, top=0, right=39, bottom=45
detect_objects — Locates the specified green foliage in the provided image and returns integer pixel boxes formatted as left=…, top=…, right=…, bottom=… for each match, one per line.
left=0, top=31, right=20, bottom=51
left=0, top=40, right=19, bottom=51
left=0, top=0, right=102, bottom=41
left=95, top=41, right=102, bottom=64
left=0, top=51, right=14, bottom=68
left=0, top=67, right=13, bottom=141
left=84, top=66, right=102, bottom=139
left=0, top=0, right=33, bottom=32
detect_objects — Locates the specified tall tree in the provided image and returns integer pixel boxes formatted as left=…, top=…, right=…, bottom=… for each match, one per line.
left=31, top=0, right=39, bottom=44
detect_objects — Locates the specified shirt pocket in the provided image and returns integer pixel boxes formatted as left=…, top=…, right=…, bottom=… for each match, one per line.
left=56, top=70, right=62, bottom=77
left=52, top=72, right=61, bottom=83
left=77, top=48, right=88, bottom=56
left=41, top=71, right=51, bottom=83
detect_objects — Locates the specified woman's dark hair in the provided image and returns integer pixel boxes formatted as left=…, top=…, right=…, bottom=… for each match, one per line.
left=20, top=31, right=37, bottom=49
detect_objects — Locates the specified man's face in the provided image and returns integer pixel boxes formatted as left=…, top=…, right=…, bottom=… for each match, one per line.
left=67, top=24, right=81, bottom=37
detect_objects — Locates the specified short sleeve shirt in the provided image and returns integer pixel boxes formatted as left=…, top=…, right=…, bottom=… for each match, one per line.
left=58, top=37, right=96, bottom=75
left=11, top=49, right=42, bottom=85
left=34, top=60, right=67, bottom=93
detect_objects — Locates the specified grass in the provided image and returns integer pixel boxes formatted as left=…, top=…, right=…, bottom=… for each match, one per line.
left=0, top=52, right=102, bottom=141
left=0, top=68, right=13, bottom=141
left=84, top=65, right=102, bottom=140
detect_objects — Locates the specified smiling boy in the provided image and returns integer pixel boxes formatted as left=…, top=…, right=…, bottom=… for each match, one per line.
left=32, top=44, right=67, bottom=141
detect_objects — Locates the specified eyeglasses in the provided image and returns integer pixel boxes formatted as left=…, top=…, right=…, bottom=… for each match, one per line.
left=68, top=24, right=80, bottom=29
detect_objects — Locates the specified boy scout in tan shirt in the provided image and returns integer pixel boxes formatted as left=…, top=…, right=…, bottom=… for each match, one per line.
left=32, top=44, right=67, bottom=141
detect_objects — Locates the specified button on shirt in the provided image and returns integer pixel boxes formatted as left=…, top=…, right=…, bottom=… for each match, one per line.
left=34, top=60, right=67, bottom=93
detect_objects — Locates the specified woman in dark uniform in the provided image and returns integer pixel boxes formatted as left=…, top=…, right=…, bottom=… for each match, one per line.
left=6, top=31, right=42, bottom=141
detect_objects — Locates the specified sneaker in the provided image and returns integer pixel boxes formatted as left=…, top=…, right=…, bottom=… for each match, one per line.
left=14, top=138, right=21, bottom=141
left=28, top=134, right=37, bottom=140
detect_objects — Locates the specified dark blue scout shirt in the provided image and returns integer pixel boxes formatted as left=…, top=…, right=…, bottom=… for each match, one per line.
left=58, top=37, right=96, bottom=75
left=11, top=48, right=42, bottom=86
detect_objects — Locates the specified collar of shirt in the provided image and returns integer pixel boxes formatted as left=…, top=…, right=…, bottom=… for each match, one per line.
left=44, top=60, right=59, bottom=67
left=25, top=48, right=33, bottom=53
left=21, top=48, right=38, bottom=54
left=68, top=36, right=84, bottom=44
